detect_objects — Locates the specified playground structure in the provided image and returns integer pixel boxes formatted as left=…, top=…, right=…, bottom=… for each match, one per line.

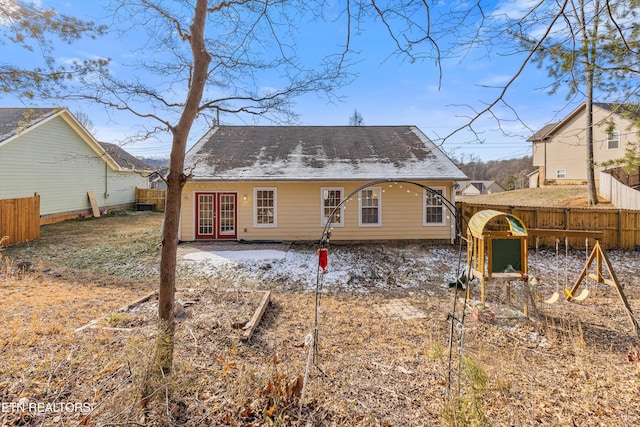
left=465, top=209, right=640, bottom=336
left=466, top=209, right=529, bottom=305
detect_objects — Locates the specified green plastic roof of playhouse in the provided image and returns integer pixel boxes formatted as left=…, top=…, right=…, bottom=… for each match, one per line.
left=467, top=209, right=528, bottom=237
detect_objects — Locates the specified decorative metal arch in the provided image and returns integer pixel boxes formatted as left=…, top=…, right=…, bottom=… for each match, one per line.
left=311, top=179, right=472, bottom=394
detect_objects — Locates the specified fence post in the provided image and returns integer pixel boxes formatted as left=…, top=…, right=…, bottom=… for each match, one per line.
left=618, top=209, right=623, bottom=249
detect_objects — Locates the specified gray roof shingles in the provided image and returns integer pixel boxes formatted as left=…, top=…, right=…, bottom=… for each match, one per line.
left=187, top=125, right=467, bottom=181
left=98, top=141, right=151, bottom=171
left=0, top=107, right=57, bottom=143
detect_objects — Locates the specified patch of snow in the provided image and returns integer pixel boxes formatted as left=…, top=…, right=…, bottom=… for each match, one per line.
left=184, top=249, right=287, bottom=266
left=178, top=244, right=462, bottom=293
left=177, top=243, right=640, bottom=295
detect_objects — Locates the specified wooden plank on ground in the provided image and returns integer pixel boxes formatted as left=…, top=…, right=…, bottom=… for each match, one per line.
left=241, top=290, right=271, bottom=342
left=74, top=290, right=158, bottom=332
left=87, top=191, right=100, bottom=218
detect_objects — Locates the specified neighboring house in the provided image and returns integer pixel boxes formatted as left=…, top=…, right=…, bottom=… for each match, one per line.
left=528, top=102, right=639, bottom=186
left=181, top=125, right=468, bottom=243
left=149, top=167, right=169, bottom=190
left=456, top=180, right=505, bottom=196
left=0, top=107, right=151, bottom=223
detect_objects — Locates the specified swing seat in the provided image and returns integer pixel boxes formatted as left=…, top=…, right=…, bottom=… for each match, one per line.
left=565, top=288, right=589, bottom=302
left=544, top=292, right=560, bottom=304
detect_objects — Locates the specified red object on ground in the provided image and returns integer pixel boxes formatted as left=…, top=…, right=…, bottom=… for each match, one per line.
left=318, top=248, right=328, bottom=272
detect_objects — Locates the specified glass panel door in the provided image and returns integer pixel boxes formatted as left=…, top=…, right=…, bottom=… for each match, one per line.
left=196, top=193, right=215, bottom=238
left=195, top=192, right=237, bottom=239
left=219, top=193, right=236, bottom=237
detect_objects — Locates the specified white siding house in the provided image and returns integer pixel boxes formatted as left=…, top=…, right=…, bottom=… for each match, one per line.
left=0, top=107, right=150, bottom=223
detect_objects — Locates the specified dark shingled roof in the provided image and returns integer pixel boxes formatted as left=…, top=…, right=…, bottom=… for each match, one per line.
left=98, top=141, right=151, bottom=171
left=186, top=125, right=467, bottom=181
left=0, top=107, right=58, bottom=143
left=527, top=123, right=559, bottom=142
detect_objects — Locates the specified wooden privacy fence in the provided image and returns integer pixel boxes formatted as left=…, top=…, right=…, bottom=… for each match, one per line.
left=135, top=188, right=166, bottom=211
left=456, top=202, right=640, bottom=250
left=0, top=194, right=40, bottom=246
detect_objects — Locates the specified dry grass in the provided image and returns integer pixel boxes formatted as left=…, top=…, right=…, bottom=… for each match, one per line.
left=1, top=210, right=640, bottom=426
left=0, top=267, right=144, bottom=426
left=458, top=185, right=615, bottom=209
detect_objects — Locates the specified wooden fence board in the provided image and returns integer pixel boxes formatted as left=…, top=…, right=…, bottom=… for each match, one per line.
left=0, top=194, right=40, bottom=246
left=87, top=191, right=101, bottom=218
left=135, top=188, right=166, bottom=211
left=456, top=202, right=640, bottom=250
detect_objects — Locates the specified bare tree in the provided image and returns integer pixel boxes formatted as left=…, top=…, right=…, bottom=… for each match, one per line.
left=349, top=109, right=364, bottom=126
left=73, top=110, right=96, bottom=133
left=444, top=1, right=640, bottom=205
left=62, top=0, right=456, bottom=383
left=520, top=0, right=616, bottom=205
left=0, top=0, right=107, bottom=100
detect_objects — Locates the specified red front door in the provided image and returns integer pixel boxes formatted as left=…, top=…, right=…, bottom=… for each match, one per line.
left=195, top=192, right=237, bottom=239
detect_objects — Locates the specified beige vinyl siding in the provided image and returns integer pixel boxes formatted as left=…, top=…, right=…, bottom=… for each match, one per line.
left=544, top=110, right=589, bottom=182
left=541, top=105, right=635, bottom=182
left=531, top=140, right=545, bottom=168
left=0, top=115, right=145, bottom=215
left=181, top=180, right=454, bottom=242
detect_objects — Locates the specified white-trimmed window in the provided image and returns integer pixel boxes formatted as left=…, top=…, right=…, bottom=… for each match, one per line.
left=359, top=188, right=381, bottom=226
left=424, top=188, right=446, bottom=225
left=556, top=169, right=567, bottom=179
left=321, top=187, right=344, bottom=226
left=254, top=188, right=276, bottom=227
left=608, top=130, right=620, bottom=149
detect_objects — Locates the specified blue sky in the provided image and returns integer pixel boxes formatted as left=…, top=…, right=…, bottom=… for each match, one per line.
left=2, top=0, right=587, bottom=161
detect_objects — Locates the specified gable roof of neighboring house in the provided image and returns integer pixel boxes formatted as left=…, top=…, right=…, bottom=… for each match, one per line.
left=98, top=141, right=151, bottom=172
left=187, top=125, right=468, bottom=181
left=0, top=107, right=149, bottom=172
left=457, top=180, right=505, bottom=195
left=528, top=102, right=640, bottom=142
left=527, top=123, right=559, bottom=142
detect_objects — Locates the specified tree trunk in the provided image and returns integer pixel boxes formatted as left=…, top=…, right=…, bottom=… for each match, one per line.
left=153, top=0, right=211, bottom=376
left=154, top=154, right=184, bottom=375
left=583, top=0, right=599, bottom=206
left=585, top=88, right=598, bottom=205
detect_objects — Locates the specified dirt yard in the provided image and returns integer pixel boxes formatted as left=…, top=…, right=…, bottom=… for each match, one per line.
left=1, top=211, right=640, bottom=426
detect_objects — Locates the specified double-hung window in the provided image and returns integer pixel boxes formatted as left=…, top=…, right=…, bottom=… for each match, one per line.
left=254, top=188, right=276, bottom=227
left=424, top=188, right=445, bottom=225
left=608, top=130, right=620, bottom=149
left=321, top=188, right=343, bottom=226
left=359, top=188, right=381, bottom=226
left=556, top=169, right=566, bottom=179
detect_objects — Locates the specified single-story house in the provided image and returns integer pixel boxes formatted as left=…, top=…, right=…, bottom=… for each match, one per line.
left=456, top=180, right=505, bottom=196
left=181, top=125, right=468, bottom=243
left=528, top=102, right=639, bottom=186
left=0, top=107, right=151, bottom=223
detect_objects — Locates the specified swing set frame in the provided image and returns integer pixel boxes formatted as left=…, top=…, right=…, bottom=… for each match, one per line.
left=464, top=211, right=639, bottom=336
left=566, top=239, right=640, bottom=335
left=531, top=231, right=640, bottom=336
